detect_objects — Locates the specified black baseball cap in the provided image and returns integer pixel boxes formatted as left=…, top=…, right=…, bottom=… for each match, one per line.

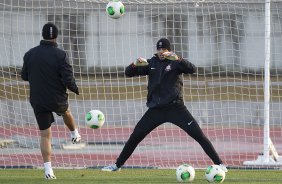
left=42, top=23, right=58, bottom=40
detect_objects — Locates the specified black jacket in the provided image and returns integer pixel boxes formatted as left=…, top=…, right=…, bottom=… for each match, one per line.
left=21, top=40, right=79, bottom=110
left=125, top=54, right=196, bottom=108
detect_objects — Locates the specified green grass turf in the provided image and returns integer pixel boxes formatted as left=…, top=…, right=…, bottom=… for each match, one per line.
left=0, top=169, right=281, bottom=184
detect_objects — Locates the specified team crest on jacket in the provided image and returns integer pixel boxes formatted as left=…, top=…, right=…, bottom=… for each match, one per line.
left=165, top=64, right=172, bottom=71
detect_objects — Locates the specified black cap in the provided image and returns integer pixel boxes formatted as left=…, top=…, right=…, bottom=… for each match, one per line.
left=42, top=23, right=58, bottom=40
left=156, top=38, right=171, bottom=51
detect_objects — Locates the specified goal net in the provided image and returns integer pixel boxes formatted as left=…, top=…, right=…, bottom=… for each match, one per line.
left=0, top=0, right=282, bottom=169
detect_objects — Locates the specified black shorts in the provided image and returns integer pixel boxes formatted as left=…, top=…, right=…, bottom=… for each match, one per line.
left=32, top=104, right=69, bottom=130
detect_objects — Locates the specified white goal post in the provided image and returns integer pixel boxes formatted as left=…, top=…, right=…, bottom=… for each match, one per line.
left=243, top=0, right=282, bottom=166
left=0, top=0, right=282, bottom=169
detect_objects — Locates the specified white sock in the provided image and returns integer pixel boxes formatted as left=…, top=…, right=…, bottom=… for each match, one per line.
left=44, top=162, right=52, bottom=171
left=71, top=129, right=79, bottom=137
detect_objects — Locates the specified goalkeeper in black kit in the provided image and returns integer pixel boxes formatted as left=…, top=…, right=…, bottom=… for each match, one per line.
left=102, top=38, right=228, bottom=173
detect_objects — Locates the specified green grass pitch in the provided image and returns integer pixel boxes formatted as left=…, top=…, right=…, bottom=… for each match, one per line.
left=0, top=169, right=281, bottom=184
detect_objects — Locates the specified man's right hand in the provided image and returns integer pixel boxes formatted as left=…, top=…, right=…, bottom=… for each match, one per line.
left=135, top=57, right=148, bottom=66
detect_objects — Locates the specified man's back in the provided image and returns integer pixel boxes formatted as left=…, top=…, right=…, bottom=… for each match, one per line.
left=22, top=40, right=71, bottom=111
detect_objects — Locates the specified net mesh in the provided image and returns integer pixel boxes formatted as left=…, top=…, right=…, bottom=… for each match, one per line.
left=0, top=0, right=282, bottom=169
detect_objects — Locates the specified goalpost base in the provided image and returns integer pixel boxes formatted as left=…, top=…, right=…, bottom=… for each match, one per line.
left=243, top=154, right=282, bottom=166
left=244, top=138, right=282, bottom=166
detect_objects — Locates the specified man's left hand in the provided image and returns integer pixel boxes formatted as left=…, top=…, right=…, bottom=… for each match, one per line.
left=162, top=52, right=179, bottom=61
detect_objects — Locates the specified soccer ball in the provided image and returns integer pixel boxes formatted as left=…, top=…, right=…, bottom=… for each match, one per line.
left=176, top=164, right=195, bottom=182
left=85, top=110, right=105, bottom=129
left=106, top=0, right=125, bottom=19
left=205, top=165, right=226, bottom=183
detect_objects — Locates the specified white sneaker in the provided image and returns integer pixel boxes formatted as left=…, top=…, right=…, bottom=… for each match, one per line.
left=219, top=164, right=228, bottom=172
left=101, top=164, right=121, bottom=172
left=71, top=134, right=81, bottom=144
left=45, top=168, right=56, bottom=179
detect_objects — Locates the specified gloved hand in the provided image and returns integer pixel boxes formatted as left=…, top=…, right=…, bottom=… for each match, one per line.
left=135, top=57, right=148, bottom=66
left=162, top=52, right=179, bottom=61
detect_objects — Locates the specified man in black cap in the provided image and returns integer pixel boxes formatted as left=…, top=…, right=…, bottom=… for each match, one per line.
left=102, top=38, right=228, bottom=173
left=21, top=22, right=81, bottom=179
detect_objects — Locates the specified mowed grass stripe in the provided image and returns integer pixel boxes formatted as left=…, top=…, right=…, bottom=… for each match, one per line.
left=0, top=169, right=282, bottom=184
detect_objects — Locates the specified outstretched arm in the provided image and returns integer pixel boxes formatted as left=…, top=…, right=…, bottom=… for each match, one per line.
left=125, top=58, right=150, bottom=77
left=162, top=52, right=196, bottom=74
left=177, top=58, right=196, bottom=74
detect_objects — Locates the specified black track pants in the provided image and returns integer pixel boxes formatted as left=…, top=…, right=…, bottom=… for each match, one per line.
left=116, top=101, right=223, bottom=167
